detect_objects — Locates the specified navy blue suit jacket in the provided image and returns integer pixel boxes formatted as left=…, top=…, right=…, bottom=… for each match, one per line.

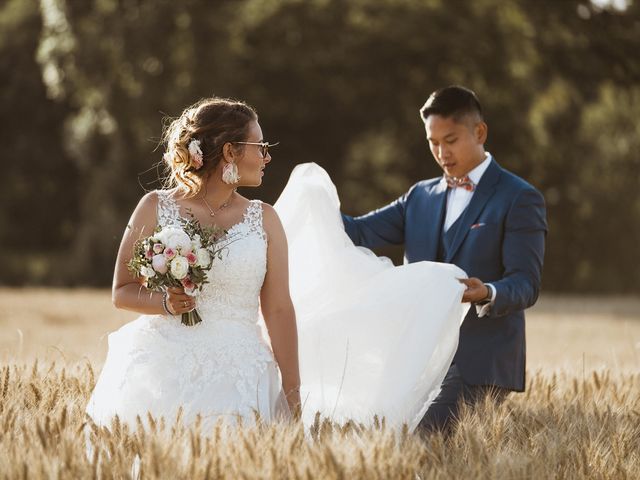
left=342, top=159, right=547, bottom=391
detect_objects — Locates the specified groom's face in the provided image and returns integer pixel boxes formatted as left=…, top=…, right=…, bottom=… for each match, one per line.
left=424, top=114, right=487, bottom=178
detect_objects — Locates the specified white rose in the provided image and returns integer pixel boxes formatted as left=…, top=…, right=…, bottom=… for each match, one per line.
left=170, top=256, right=189, bottom=280
left=140, top=265, right=156, bottom=278
left=156, top=227, right=191, bottom=253
left=191, top=234, right=202, bottom=250
left=195, top=248, right=211, bottom=268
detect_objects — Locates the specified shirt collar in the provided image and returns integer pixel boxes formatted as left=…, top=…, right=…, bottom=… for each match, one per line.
left=439, top=152, right=493, bottom=188
left=467, top=152, right=493, bottom=185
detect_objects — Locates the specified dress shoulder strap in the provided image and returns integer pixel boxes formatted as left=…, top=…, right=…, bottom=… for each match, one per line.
left=156, top=190, right=181, bottom=227
left=245, top=200, right=267, bottom=241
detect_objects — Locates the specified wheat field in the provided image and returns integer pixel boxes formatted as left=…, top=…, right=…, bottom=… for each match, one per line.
left=0, top=289, right=639, bottom=479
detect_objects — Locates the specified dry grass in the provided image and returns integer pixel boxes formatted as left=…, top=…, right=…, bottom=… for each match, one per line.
left=1, top=289, right=639, bottom=479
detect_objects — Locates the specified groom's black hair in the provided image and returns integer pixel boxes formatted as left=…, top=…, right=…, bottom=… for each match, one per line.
left=420, top=85, right=483, bottom=123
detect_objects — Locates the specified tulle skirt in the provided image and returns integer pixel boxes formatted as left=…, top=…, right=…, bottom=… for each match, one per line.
left=86, top=315, right=289, bottom=431
left=274, top=163, right=468, bottom=431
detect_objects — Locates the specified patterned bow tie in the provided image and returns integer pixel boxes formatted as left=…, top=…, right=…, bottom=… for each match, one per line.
left=445, top=175, right=475, bottom=192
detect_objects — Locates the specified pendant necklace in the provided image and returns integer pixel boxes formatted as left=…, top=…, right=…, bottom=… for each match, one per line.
left=201, top=189, right=235, bottom=217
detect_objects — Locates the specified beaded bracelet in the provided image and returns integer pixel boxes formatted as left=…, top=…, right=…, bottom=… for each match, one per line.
left=161, top=292, right=172, bottom=315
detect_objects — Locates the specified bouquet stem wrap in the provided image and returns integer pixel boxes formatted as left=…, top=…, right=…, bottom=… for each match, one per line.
left=182, top=309, right=203, bottom=326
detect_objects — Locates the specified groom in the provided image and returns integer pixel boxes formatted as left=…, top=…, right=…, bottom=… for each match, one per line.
left=342, top=85, right=547, bottom=433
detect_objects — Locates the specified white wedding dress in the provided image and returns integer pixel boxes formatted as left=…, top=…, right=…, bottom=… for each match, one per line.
left=86, top=163, right=468, bottom=433
left=86, top=195, right=289, bottom=430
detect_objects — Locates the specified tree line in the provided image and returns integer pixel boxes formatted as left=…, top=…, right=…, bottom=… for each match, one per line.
left=1, top=0, right=639, bottom=292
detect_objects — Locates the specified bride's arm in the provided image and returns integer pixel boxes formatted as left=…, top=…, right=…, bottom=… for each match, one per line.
left=111, top=192, right=195, bottom=316
left=260, top=203, right=301, bottom=414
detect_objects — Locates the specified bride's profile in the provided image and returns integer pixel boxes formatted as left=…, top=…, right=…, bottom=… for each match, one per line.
left=86, top=96, right=468, bottom=433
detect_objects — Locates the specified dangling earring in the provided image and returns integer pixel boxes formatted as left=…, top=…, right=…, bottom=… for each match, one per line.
left=222, top=162, right=240, bottom=184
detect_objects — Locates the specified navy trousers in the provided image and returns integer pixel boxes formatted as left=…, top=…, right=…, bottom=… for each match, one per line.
left=417, top=363, right=510, bottom=435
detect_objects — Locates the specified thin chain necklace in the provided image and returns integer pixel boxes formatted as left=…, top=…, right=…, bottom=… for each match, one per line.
left=201, top=188, right=235, bottom=217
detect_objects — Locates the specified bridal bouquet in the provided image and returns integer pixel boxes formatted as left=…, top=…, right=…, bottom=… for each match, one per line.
left=128, top=216, right=228, bottom=326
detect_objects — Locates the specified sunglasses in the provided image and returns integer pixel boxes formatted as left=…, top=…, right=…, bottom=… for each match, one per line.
left=232, top=141, right=280, bottom=158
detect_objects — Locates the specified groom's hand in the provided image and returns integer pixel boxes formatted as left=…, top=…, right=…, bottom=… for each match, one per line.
left=458, top=277, right=489, bottom=303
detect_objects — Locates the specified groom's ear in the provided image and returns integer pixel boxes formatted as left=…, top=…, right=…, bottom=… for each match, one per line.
left=475, top=121, right=488, bottom=145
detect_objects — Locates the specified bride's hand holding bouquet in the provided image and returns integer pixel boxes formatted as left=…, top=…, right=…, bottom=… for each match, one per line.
left=127, top=215, right=228, bottom=326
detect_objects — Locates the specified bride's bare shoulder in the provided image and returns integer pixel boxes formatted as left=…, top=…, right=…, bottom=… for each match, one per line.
left=258, top=202, right=284, bottom=239
left=127, top=189, right=171, bottom=227
left=135, top=189, right=168, bottom=211
left=259, top=201, right=276, bottom=216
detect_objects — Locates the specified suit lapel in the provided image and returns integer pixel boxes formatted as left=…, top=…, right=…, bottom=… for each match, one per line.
left=445, top=160, right=501, bottom=262
left=425, top=179, right=448, bottom=260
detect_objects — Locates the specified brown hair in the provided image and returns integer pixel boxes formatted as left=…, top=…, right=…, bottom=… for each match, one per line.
left=162, top=97, right=258, bottom=197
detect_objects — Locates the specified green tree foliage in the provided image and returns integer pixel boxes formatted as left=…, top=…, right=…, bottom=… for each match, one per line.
left=0, top=0, right=638, bottom=291
left=0, top=0, right=76, bottom=284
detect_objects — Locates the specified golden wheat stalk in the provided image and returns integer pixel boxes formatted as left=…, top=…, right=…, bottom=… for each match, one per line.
left=0, top=359, right=638, bottom=479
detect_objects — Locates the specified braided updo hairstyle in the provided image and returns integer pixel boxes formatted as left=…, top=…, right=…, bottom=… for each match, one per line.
left=162, top=97, right=258, bottom=197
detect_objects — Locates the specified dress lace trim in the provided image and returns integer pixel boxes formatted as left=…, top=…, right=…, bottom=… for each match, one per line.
left=156, top=190, right=181, bottom=227
left=228, top=200, right=267, bottom=242
left=156, top=189, right=266, bottom=242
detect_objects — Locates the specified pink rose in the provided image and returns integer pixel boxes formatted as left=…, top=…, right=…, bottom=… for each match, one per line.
left=153, top=243, right=164, bottom=254
left=164, top=247, right=176, bottom=260
left=151, top=254, right=168, bottom=274
left=181, top=277, right=195, bottom=292
left=185, top=252, right=197, bottom=265
left=145, top=250, right=153, bottom=260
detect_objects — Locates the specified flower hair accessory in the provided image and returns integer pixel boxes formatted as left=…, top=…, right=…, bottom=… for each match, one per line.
left=188, top=139, right=204, bottom=170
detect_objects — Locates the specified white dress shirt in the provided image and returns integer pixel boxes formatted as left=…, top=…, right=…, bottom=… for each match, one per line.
left=442, top=152, right=496, bottom=317
left=443, top=152, right=493, bottom=232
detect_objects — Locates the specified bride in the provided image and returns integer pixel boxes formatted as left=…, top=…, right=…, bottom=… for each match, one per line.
left=86, top=97, right=467, bottom=432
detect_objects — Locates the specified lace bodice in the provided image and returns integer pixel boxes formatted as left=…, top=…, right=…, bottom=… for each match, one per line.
left=156, top=190, right=268, bottom=327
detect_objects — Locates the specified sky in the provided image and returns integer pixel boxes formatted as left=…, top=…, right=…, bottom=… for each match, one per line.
left=590, top=0, right=629, bottom=10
